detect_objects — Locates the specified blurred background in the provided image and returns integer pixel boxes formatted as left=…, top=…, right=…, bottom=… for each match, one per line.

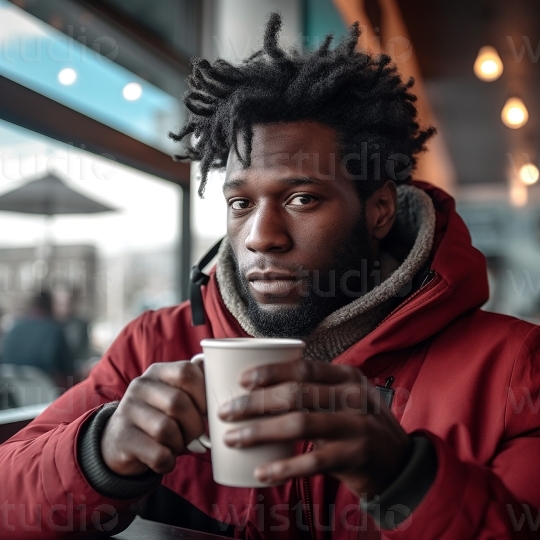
left=0, top=0, right=539, bottom=413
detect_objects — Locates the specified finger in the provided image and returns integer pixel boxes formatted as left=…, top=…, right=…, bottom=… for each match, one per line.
left=218, top=381, right=375, bottom=421
left=144, top=361, right=207, bottom=415
left=239, top=359, right=366, bottom=389
left=223, top=411, right=367, bottom=448
left=254, top=436, right=411, bottom=487
left=131, top=378, right=206, bottom=445
left=254, top=445, right=344, bottom=484
left=122, top=425, right=177, bottom=475
left=125, top=400, right=186, bottom=455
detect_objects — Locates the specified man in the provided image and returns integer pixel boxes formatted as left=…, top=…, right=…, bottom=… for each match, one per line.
left=1, top=13, right=539, bottom=539
left=52, top=286, right=92, bottom=369
left=2, top=291, right=74, bottom=391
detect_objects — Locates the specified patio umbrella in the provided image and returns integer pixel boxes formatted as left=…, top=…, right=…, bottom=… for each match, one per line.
left=0, top=173, right=115, bottom=215
left=0, top=172, right=116, bottom=272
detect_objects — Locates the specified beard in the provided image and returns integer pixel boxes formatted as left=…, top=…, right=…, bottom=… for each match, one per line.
left=232, top=211, right=373, bottom=339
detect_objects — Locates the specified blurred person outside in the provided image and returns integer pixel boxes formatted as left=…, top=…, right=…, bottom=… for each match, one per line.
left=2, top=290, right=74, bottom=390
left=52, top=284, right=95, bottom=380
left=0, top=12, right=539, bottom=540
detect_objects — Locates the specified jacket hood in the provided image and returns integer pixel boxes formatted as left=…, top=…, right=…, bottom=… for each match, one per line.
left=201, top=181, right=489, bottom=371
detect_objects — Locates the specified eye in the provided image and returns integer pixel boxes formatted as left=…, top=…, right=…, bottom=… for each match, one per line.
left=229, top=199, right=252, bottom=211
left=288, top=194, right=318, bottom=207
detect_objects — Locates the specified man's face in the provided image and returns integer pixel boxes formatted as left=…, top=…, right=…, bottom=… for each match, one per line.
left=224, top=121, right=374, bottom=338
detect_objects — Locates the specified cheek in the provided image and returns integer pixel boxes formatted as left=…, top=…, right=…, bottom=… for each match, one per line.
left=227, top=218, right=253, bottom=268
left=290, top=217, right=356, bottom=265
left=227, top=218, right=246, bottom=247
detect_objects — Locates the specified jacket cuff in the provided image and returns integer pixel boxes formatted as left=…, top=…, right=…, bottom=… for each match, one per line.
left=77, top=401, right=162, bottom=500
left=360, top=435, right=438, bottom=530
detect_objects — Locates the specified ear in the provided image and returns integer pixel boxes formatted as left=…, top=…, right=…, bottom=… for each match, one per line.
left=365, top=181, right=397, bottom=241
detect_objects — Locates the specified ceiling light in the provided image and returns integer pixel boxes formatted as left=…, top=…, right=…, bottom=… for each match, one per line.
left=501, top=97, right=529, bottom=129
left=473, top=46, right=503, bottom=81
left=519, top=163, right=539, bottom=185
left=122, top=82, right=143, bottom=101
left=58, top=67, right=77, bottom=86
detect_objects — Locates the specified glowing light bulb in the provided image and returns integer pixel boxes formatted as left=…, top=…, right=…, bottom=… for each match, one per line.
left=58, top=67, right=77, bottom=85
left=473, top=46, right=503, bottom=81
left=519, top=163, right=539, bottom=185
left=501, top=97, right=529, bottom=129
left=122, top=82, right=143, bottom=101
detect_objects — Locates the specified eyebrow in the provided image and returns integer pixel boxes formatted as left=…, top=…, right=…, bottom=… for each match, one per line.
left=222, top=176, right=323, bottom=193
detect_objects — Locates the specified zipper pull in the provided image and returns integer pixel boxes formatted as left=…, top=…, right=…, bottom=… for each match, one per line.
left=374, top=376, right=395, bottom=408
left=420, top=269, right=436, bottom=289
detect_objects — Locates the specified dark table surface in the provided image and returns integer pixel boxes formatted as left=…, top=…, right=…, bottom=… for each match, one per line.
left=112, top=517, right=228, bottom=540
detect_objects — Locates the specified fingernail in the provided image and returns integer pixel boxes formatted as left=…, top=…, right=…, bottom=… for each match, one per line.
left=218, top=396, right=248, bottom=418
left=254, top=466, right=268, bottom=481
left=217, top=402, right=231, bottom=417
left=240, top=369, right=257, bottom=387
left=255, top=463, right=279, bottom=482
left=224, top=428, right=248, bottom=446
left=241, top=371, right=265, bottom=389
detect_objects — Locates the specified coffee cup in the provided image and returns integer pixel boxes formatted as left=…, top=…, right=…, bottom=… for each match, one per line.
left=187, top=338, right=305, bottom=487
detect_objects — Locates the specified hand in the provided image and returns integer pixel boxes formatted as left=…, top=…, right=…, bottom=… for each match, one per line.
left=218, top=359, right=411, bottom=500
left=101, top=361, right=207, bottom=476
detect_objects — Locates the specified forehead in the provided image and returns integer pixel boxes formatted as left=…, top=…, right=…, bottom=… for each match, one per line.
left=226, top=121, right=339, bottom=177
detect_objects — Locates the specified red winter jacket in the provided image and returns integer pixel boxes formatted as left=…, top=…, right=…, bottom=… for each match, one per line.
left=1, top=181, right=540, bottom=539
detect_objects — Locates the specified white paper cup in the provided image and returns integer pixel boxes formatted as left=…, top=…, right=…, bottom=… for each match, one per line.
left=189, top=338, right=305, bottom=487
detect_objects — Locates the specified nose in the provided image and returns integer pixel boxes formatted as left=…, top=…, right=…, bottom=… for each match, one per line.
left=244, top=202, right=292, bottom=253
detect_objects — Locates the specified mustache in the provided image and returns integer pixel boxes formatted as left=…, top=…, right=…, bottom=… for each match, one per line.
left=230, top=251, right=307, bottom=280
left=239, top=262, right=308, bottom=279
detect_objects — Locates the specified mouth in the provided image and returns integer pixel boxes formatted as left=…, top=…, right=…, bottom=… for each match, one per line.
left=246, top=270, right=301, bottom=298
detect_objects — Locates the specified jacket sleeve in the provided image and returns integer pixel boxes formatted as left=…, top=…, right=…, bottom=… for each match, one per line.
left=377, top=325, right=540, bottom=540
left=0, top=311, right=157, bottom=539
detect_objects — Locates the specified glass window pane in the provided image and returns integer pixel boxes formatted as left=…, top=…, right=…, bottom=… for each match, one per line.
left=0, top=119, right=181, bottom=408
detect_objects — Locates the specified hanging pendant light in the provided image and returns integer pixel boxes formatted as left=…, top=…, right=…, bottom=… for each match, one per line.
left=473, top=46, right=503, bottom=81
left=501, top=97, right=529, bottom=129
left=519, top=163, right=540, bottom=185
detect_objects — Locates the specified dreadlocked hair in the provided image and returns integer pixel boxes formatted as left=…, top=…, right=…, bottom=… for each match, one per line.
left=170, top=12, right=436, bottom=199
